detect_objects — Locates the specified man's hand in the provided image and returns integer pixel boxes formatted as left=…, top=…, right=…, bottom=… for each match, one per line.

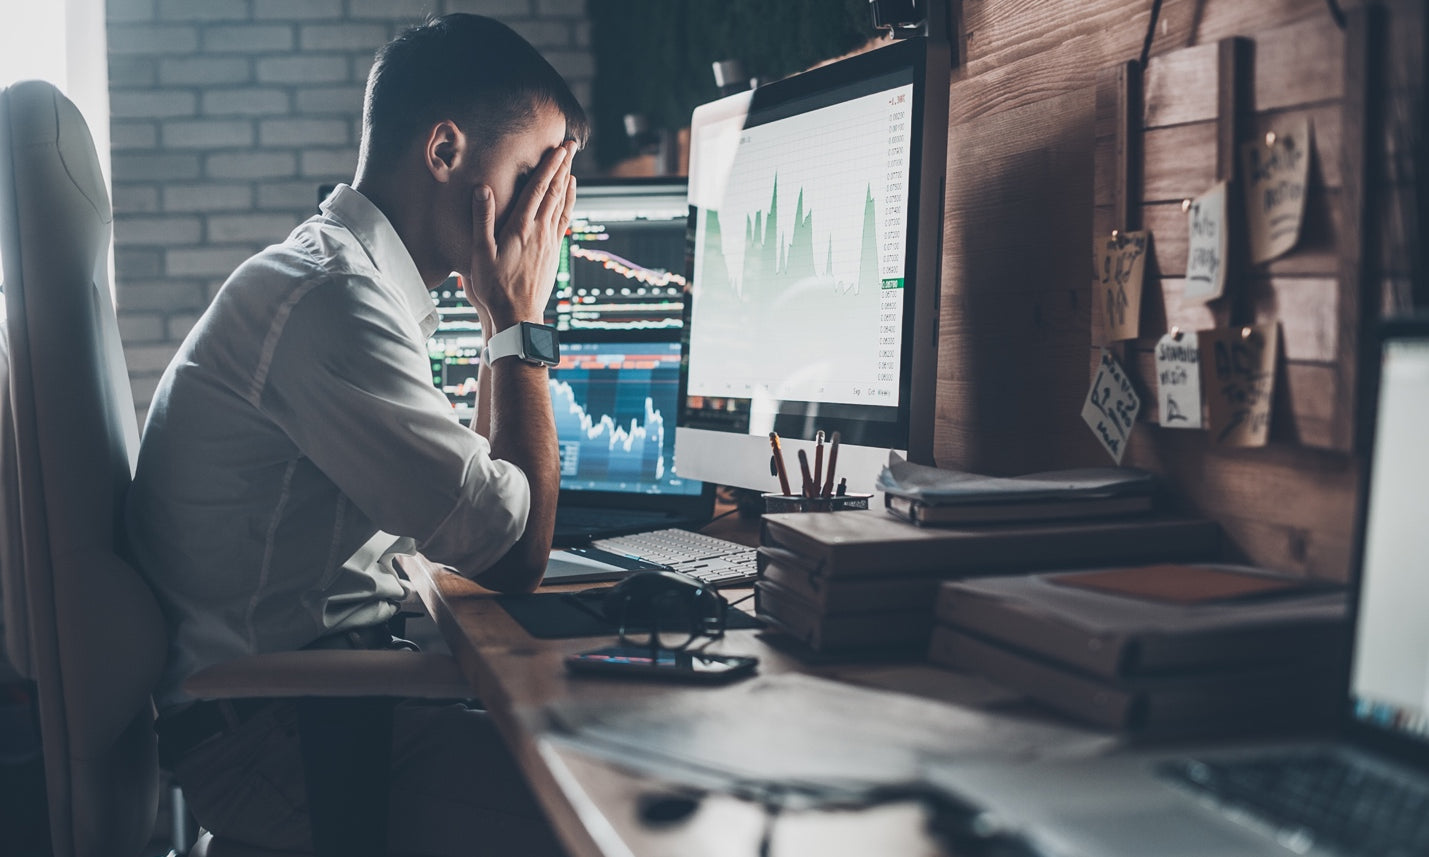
left=463, top=141, right=577, bottom=330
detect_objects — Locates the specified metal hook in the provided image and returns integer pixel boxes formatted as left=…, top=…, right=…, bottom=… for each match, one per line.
left=1181, top=199, right=1192, bottom=213
left=1241, top=326, right=1253, bottom=339
left=1265, top=131, right=1277, bottom=147
left=1171, top=326, right=1183, bottom=340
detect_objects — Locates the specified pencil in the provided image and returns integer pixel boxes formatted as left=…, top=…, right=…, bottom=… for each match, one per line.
left=812, top=430, right=825, bottom=495
left=797, top=449, right=815, bottom=498
left=821, top=431, right=841, bottom=497
left=768, top=432, right=792, bottom=496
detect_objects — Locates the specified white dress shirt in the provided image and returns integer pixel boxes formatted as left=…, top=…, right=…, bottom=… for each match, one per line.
left=128, top=184, right=529, bottom=710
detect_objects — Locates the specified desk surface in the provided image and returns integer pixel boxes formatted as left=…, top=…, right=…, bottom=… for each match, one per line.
left=400, top=513, right=1098, bottom=857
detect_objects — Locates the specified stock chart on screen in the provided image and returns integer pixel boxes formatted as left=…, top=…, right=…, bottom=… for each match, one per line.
left=551, top=340, right=697, bottom=495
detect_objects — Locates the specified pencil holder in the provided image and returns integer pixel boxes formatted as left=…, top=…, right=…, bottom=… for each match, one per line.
left=762, top=493, right=872, bottom=514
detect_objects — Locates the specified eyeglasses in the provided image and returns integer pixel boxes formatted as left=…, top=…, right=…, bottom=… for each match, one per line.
left=611, top=580, right=728, bottom=655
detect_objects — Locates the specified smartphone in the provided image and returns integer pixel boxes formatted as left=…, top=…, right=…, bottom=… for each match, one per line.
left=564, top=645, right=758, bottom=683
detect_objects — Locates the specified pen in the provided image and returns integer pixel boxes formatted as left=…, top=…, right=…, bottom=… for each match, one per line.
left=768, top=432, right=792, bottom=496
left=812, top=431, right=825, bottom=495
left=797, top=449, right=815, bottom=498
left=821, top=431, right=841, bottom=497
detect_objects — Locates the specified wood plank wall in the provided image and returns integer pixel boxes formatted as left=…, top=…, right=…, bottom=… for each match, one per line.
left=934, top=0, right=1424, bottom=580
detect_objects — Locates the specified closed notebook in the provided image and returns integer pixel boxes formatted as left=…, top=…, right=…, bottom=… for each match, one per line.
left=927, top=626, right=1341, bottom=735
left=759, top=509, right=1219, bottom=579
left=756, top=547, right=940, bottom=614
left=754, top=579, right=932, bottom=652
left=885, top=492, right=1153, bottom=527
left=934, top=564, right=1348, bottom=679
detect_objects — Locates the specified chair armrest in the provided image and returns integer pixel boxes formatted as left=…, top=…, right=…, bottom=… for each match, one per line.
left=182, top=650, right=473, bottom=700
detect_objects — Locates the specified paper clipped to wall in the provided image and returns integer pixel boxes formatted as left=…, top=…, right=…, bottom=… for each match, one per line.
left=1201, top=323, right=1279, bottom=447
left=1082, top=348, right=1142, bottom=464
left=1095, top=230, right=1149, bottom=342
left=1242, top=118, right=1312, bottom=264
left=1155, top=330, right=1202, bottom=430
left=1183, top=182, right=1228, bottom=302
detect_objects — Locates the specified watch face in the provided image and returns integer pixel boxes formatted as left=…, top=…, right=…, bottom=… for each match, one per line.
left=524, top=324, right=560, bottom=364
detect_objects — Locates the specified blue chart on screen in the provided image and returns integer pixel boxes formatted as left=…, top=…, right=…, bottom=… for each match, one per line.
left=552, top=341, right=697, bottom=495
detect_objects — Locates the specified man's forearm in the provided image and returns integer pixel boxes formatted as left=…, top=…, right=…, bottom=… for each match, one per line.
left=472, top=359, right=558, bottom=592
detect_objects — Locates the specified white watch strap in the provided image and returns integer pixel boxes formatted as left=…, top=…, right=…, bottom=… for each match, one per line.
left=481, top=324, right=524, bottom=368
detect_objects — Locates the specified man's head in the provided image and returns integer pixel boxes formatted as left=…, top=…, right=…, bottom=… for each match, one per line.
left=354, top=14, right=589, bottom=285
left=359, top=14, right=588, bottom=173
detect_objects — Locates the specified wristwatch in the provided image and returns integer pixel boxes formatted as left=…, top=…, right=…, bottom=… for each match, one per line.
left=481, top=321, right=561, bottom=368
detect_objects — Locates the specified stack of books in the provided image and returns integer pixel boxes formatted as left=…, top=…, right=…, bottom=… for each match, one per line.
left=878, top=455, right=1157, bottom=527
left=927, top=564, right=1348, bottom=735
left=754, top=509, right=1221, bottom=654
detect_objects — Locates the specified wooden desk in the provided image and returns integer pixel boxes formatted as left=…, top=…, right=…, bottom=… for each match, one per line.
left=399, top=512, right=1084, bottom=857
left=403, top=555, right=962, bottom=857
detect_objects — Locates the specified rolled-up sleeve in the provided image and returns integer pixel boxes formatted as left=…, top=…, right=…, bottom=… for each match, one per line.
left=257, top=275, right=528, bottom=576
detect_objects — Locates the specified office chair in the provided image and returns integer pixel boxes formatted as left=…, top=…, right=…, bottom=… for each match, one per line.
left=0, top=80, right=472, bottom=857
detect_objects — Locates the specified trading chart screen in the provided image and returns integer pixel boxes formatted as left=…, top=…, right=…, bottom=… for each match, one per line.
left=551, top=182, right=689, bottom=332
left=551, top=340, right=701, bottom=496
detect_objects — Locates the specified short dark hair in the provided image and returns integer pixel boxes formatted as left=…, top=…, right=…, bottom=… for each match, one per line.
left=360, top=14, right=590, bottom=169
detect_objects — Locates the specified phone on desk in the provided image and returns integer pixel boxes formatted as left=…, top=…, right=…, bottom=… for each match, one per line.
left=565, top=645, right=758, bottom=683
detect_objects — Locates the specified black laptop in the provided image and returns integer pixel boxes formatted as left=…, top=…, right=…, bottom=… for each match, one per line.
left=924, top=318, right=1429, bottom=857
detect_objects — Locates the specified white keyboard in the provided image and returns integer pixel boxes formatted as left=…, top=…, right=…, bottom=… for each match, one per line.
left=589, top=528, right=758, bottom=587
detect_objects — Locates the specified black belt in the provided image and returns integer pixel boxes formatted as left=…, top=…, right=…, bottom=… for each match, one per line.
left=157, top=624, right=414, bottom=768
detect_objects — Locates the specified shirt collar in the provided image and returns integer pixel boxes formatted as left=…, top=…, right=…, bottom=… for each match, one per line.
left=321, top=184, right=442, bottom=339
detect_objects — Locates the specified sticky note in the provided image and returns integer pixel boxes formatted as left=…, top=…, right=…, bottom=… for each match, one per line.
left=1201, top=323, right=1279, bottom=447
left=1154, top=330, right=1202, bottom=429
left=1095, top=230, right=1149, bottom=342
left=1183, top=182, right=1228, bottom=302
left=1242, top=118, right=1311, bottom=264
left=1082, top=349, right=1142, bottom=463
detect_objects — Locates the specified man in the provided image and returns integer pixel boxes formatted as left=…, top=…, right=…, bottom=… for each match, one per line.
left=127, top=14, right=585, bottom=855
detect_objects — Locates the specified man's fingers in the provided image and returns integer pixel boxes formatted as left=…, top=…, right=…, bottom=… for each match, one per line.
left=535, top=159, right=572, bottom=229
left=559, top=174, right=577, bottom=232
left=472, top=184, right=498, bottom=261
left=509, top=145, right=567, bottom=228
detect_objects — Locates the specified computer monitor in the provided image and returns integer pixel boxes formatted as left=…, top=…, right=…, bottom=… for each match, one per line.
left=427, top=178, right=690, bottom=423
left=674, top=37, right=949, bottom=494
left=550, top=178, right=690, bottom=333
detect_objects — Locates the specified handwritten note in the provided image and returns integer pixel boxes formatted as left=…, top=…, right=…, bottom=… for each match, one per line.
left=1183, top=182, right=1228, bottom=302
left=1082, top=349, right=1142, bottom=463
left=1095, top=230, right=1149, bottom=342
left=1201, top=324, right=1279, bottom=447
left=1242, top=118, right=1311, bottom=264
left=1154, top=330, right=1202, bottom=430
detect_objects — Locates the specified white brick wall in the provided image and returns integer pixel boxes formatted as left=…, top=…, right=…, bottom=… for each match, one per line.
left=108, top=0, right=596, bottom=419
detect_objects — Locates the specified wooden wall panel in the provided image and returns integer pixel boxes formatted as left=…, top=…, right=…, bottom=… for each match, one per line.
left=937, top=0, right=1421, bottom=579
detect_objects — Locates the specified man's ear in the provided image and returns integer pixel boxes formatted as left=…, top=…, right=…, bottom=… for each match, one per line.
left=423, top=119, right=465, bottom=183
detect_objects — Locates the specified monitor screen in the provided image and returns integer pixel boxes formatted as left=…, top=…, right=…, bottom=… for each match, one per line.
left=675, top=38, right=947, bottom=493
left=551, top=179, right=689, bottom=333
left=1349, top=335, right=1429, bottom=748
left=552, top=339, right=701, bottom=496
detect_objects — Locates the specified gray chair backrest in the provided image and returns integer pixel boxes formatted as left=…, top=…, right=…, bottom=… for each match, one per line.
left=0, top=79, right=167, bottom=857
